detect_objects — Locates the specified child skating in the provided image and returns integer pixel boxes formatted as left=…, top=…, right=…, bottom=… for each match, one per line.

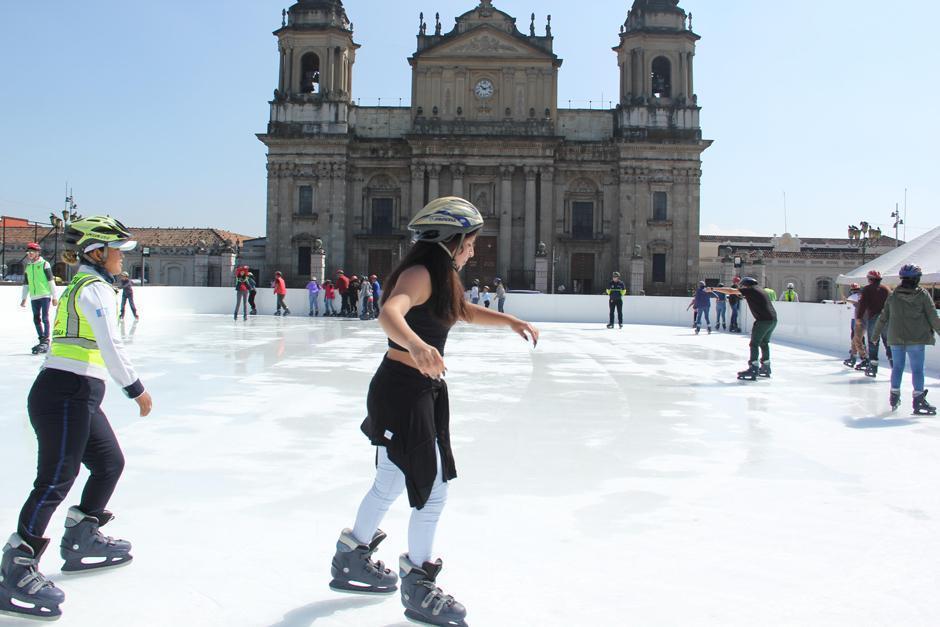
left=19, top=242, right=59, bottom=355
left=871, top=264, right=940, bottom=414
left=711, top=277, right=778, bottom=380
left=1, top=216, right=153, bottom=621
left=328, top=197, right=539, bottom=626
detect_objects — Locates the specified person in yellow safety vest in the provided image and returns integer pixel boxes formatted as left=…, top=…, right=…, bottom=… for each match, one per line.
left=0, top=216, right=153, bottom=622
left=19, top=242, right=59, bottom=354
left=606, top=271, right=627, bottom=328
left=779, top=282, right=800, bottom=302
left=763, top=286, right=778, bottom=301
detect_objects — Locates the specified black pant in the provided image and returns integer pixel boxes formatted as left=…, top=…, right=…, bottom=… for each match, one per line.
left=120, top=292, right=137, bottom=317
left=248, top=290, right=257, bottom=311
left=19, top=369, right=124, bottom=540
left=30, top=297, right=51, bottom=340
left=609, top=300, right=623, bottom=325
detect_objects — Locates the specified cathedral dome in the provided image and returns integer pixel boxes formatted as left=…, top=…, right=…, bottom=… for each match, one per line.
left=286, top=0, right=350, bottom=30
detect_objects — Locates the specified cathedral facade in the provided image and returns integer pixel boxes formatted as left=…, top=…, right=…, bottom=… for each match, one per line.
left=258, top=0, right=710, bottom=295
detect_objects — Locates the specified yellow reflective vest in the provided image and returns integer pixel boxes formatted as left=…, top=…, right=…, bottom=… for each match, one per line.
left=50, top=273, right=110, bottom=368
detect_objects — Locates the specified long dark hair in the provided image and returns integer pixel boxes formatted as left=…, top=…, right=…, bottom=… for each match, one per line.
left=381, top=234, right=475, bottom=325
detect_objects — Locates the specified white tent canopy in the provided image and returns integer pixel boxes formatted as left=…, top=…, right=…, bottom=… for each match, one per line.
left=837, top=225, right=940, bottom=286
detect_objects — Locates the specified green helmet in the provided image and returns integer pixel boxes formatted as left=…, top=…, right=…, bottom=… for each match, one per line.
left=408, top=197, right=484, bottom=243
left=65, top=216, right=137, bottom=253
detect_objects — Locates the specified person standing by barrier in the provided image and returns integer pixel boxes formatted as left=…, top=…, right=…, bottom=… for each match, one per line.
left=306, top=277, right=321, bottom=316
left=714, top=283, right=728, bottom=331
left=234, top=267, right=250, bottom=320
left=0, top=216, right=153, bottom=621
left=19, top=242, right=59, bottom=355
left=856, top=270, right=892, bottom=377
left=728, top=276, right=742, bottom=333
left=323, top=280, right=336, bottom=316
left=606, top=271, right=626, bottom=329
left=712, top=277, right=777, bottom=380
left=335, top=270, right=350, bottom=316
left=872, top=264, right=940, bottom=415
left=494, top=277, right=507, bottom=313
left=691, top=281, right=715, bottom=335
left=247, top=272, right=258, bottom=315
left=370, top=274, right=382, bottom=316
left=779, top=283, right=799, bottom=303
left=273, top=271, right=290, bottom=316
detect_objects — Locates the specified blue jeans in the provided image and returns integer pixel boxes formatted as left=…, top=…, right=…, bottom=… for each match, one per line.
left=730, top=302, right=740, bottom=329
left=308, top=292, right=319, bottom=314
left=866, top=318, right=892, bottom=362
left=30, top=297, right=51, bottom=340
left=715, top=301, right=727, bottom=326
left=497, top=296, right=506, bottom=313
left=694, top=306, right=711, bottom=328
left=889, top=344, right=926, bottom=392
left=325, top=297, right=334, bottom=315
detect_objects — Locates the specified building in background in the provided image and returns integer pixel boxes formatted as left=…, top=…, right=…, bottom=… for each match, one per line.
left=1, top=223, right=260, bottom=286
left=699, top=233, right=901, bottom=301
left=258, top=0, right=710, bottom=294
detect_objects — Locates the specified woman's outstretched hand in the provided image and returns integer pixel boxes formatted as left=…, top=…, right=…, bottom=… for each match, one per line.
left=511, top=319, right=540, bottom=348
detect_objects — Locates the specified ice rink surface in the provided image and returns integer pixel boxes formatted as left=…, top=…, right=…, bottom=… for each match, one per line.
left=1, top=314, right=939, bottom=627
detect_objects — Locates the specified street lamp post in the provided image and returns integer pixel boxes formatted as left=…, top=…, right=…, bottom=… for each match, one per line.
left=847, top=220, right=882, bottom=265
left=891, top=205, right=904, bottom=247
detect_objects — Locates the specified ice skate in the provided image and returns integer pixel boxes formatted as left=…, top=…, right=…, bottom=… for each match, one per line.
left=758, top=361, right=771, bottom=378
left=619, top=323, right=623, bottom=329
left=737, top=362, right=759, bottom=381
left=329, top=529, right=398, bottom=595
left=694, top=325, right=700, bottom=335
left=0, top=533, right=64, bottom=621
left=59, top=507, right=132, bottom=574
left=706, top=326, right=712, bottom=335
left=606, top=324, right=614, bottom=329
left=30, top=343, right=43, bottom=355
left=913, top=391, right=936, bottom=416
left=864, top=360, right=878, bottom=378
left=273, top=310, right=281, bottom=316
left=889, top=390, right=901, bottom=411
left=399, top=555, right=467, bottom=626
left=854, top=358, right=869, bottom=372
left=843, top=355, right=857, bottom=368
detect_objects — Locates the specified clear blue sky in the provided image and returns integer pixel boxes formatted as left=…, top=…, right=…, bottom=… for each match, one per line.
left=1, top=1, right=936, bottom=240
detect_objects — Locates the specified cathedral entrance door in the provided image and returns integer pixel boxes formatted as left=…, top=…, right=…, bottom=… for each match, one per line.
left=571, top=252, right=595, bottom=294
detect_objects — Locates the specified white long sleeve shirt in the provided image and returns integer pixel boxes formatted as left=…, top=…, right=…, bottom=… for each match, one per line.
left=44, top=265, right=144, bottom=398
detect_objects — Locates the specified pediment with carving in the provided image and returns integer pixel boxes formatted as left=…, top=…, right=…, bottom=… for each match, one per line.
left=419, top=26, right=554, bottom=60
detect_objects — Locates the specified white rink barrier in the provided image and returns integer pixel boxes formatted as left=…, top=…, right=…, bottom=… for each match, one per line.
left=2, top=285, right=937, bottom=375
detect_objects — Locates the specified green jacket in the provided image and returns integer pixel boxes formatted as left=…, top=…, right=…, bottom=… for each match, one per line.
left=873, top=286, right=940, bottom=346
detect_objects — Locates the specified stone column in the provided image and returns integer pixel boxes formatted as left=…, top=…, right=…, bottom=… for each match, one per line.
left=330, top=162, right=348, bottom=274
left=311, top=249, right=326, bottom=283
left=539, top=167, right=554, bottom=254
left=524, top=167, right=538, bottom=282
left=630, top=253, right=645, bottom=295
left=618, top=171, right=633, bottom=277
left=535, top=253, right=549, bottom=292
left=194, top=253, right=211, bottom=287
left=409, top=164, right=425, bottom=220
left=498, top=166, right=513, bottom=281
left=428, top=164, right=441, bottom=201
left=452, top=165, right=465, bottom=199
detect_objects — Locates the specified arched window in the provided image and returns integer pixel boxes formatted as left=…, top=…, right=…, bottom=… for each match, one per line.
left=300, top=53, right=321, bottom=94
left=816, top=278, right=832, bottom=301
left=651, top=56, right=672, bottom=98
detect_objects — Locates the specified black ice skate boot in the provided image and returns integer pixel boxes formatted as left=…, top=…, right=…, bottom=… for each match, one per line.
left=758, top=360, right=772, bottom=378
left=865, top=359, right=879, bottom=378
left=737, top=362, right=760, bottom=381
left=889, top=389, right=901, bottom=411
left=0, top=533, right=65, bottom=621
left=60, top=507, right=132, bottom=574
left=329, top=528, right=398, bottom=594
left=913, top=391, right=937, bottom=416
left=399, top=554, right=467, bottom=626
left=854, top=358, right=870, bottom=372
left=843, top=355, right=857, bottom=368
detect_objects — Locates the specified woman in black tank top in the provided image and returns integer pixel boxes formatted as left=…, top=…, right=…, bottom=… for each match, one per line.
left=328, top=198, right=539, bottom=626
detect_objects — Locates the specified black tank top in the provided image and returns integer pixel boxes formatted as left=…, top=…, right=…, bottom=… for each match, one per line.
left=387, top=301, right=451, bottom=356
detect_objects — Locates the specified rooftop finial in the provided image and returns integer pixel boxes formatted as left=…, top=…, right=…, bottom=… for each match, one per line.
left=281, top=8, right=286, bottom=27
left=688, top=12, right=693, bottom=30
left=530, top=13, right=535, bottom=36
left=546, top=14, right=552, bottom=37
left=435, top=12, right=441, bottom=35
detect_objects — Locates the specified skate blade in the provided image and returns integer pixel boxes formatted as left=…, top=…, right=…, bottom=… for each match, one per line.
left=328, top=579, right=397, bottom=595
left=404, top=608, right=468, bottom=626
left=60, top=554, right=133, bottom=576
left=0, top=597, right=62, bottom=622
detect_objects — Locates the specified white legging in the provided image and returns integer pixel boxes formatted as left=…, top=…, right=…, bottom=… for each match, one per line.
left=352, top=444, right=448, bottom=566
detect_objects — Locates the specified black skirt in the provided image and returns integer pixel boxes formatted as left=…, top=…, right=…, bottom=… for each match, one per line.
left=360, top=357, right=457, bottom=509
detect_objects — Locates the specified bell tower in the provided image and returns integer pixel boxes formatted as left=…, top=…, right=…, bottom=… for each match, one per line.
left=614, top=0, right=700, bottom=133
